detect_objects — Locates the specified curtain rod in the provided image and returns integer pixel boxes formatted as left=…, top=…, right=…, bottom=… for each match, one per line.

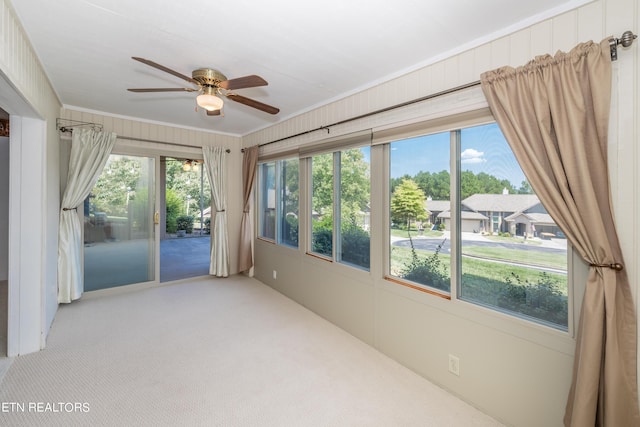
left=257, top=30, right=637, bottom=149
left=113, top=134, right=231, bottom=153
left=609, top=30, right=637, bottom=61
left=56, top=118, right=102, bottom=133
left=258, top=80, right=482, bottom=148
left=56, top=120, right=231, bottom=153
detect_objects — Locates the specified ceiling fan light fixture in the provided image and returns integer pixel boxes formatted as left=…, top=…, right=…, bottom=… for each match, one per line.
left=128, top=58, right=279, bottom=116
left=197, top=87, right=224, bottom=111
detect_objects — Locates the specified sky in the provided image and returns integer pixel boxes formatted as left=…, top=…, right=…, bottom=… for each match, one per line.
left=389, top=122, right=526, bottom=188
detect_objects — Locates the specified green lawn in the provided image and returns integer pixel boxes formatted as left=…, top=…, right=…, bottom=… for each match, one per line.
left=484, top=235, right=544, bottom=248
left=390, top=245, right=567, bottom=295
left=461, top=246, right=567, bottom=270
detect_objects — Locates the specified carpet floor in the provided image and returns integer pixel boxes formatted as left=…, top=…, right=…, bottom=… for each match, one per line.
left=0, top=276, right=503, bottom=426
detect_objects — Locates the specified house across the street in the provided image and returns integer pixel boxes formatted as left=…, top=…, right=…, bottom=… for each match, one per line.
left=431, top=190, right=561, bottom=237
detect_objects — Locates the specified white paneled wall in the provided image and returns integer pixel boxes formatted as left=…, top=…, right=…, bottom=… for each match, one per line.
left=0, top=0, right=58, bottom=116
left=58, top=108, right=240, bottom=149
left=0, top=0, right=62, bottom=352
left=247, top=1, right=640, bottom=426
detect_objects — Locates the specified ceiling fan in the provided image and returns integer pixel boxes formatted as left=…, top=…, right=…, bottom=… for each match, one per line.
left=127, top=57, right=279, bottom=116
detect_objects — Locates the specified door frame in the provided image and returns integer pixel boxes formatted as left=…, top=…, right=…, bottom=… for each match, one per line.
left=0, top=71, right=48, bottom=356
left=82, top=142, right=205, bottom=294
left=82, top=150, right=162, bottom=293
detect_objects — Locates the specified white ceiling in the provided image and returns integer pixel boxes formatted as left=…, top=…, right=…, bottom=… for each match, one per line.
left=12, top=0, right=588, bottom=137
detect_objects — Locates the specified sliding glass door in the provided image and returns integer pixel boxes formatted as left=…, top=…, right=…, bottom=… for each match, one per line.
left=84, top=154, right=157, bottom=291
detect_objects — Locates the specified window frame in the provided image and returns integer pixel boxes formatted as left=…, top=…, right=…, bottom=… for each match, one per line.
left=307, top=151, right=335, bottom=261
left=254, top=100, right=583, bottom=342
left=278, top=157, right=300, bottom=248
left=257, top=157, right=299, bottom=248
left=257, top=160, right=276, bottom=242
left=305, top=143, right=372, bottom=271
left=382, top=113, right=578, bottom=334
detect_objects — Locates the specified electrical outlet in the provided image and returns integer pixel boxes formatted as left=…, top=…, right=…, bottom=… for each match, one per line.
left=448, top=354, right=460, bottom=376
left=273, top=270, right=277, bottom=279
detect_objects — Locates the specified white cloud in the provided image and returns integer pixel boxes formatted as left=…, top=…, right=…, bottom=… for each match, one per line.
left=461, top=148, right=486, bottom=164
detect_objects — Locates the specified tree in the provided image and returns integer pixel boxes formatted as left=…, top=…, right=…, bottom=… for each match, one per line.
left=460, top=171, right=482, bottom=200
left=390, top=174, right=412, bottom=194
left=311, top=153, right=334, bottom=218
left=476, top=172, right=514, bottom=194
left=310, top=149, right=371, bottom=257
left=282, top=158, right=299, bottom=217
left=423, top=170, right=450, bottom=200
left=391, top=179, right=427, bottom=229
left=339, top=149, right=370, bottom=223
left=517, top=179, right=533, bottom=194
left=165, top=158, right=211, bottom=217
left=312, top=149, right=370, bottom=223
left=91, top=156, right=143, bottom=217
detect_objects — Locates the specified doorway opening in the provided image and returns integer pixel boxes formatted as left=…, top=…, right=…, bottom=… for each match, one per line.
left=160, top=157, right=211, bottom=282
left=82, top=154, right=213, bottom=293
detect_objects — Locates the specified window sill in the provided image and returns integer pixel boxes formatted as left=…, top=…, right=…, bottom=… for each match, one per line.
left=384, top=275, right=451, bottom=300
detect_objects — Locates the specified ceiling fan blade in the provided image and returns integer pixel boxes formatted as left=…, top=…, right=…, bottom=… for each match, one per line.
left=206, top=109, right=221, bottom=116
left=132, top=57, right=200, bottom=85
left=219, top=75, right=268, bottom=90
left=128, top=88, right=198, bottom=92
left=226, top=94, right=279, bottom=114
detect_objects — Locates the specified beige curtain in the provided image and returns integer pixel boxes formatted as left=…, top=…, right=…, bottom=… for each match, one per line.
left=203, top=146, right=230, bottom=277
left=238, top=146, right=259, bottom=273
left=58, top=129, right=116, bottom=303
left=481, top=39, right=639, bottom=426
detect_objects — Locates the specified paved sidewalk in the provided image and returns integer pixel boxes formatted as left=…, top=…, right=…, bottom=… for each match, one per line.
left=160, top=235, right=211, bottom=282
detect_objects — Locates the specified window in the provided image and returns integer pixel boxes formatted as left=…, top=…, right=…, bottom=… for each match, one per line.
left=258, top=161, right=276, bottom=240
left=311, top=153, right=333, bottom=257
left=258, top=158, right=299, bottom=247
left=387, top=122, right=568, bottom=330
left=389, top=132, right=451, bottom=292
left=309, top=146, right=371, bottom=270
left=279, top=158, right=299, bottom=247
left=458, top=124, right=567, bottom=329
left=338, top=147, right=371, bottom=269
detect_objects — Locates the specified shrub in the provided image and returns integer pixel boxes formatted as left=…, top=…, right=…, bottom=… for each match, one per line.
left=204, top=217, right=211, bottom=234
left=312, top=215, right=333, bottom=256
left=176, top=215, right=194, bottom=234
left=282, top=214, right=299, bottom=246
left=498, top=272, right=568, bottom=326
left=165, top=189, right=182, bottom=233
left=460, top=271, right=567, bottom=327
left=398, top=232, right=567, bottom=326
left=312, top=226, right=332, bottom=256
left=402, top=237, right=450, bottom=291
left=340, top=223, right=370, bottom=268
